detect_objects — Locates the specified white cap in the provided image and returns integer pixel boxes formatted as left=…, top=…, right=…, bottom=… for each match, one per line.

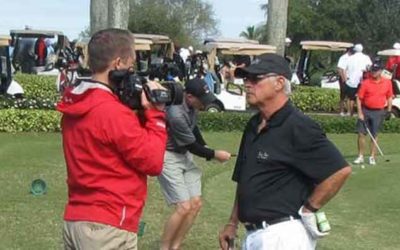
left=393, top=42, right=400, bottom=50
left=285, top=37, right=292, bottom=43
left=188, top=46, right=193, bottom=51
left=354, top=44, right=363, bottom=52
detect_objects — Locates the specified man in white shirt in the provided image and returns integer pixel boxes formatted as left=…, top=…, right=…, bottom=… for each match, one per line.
left=343, top=44, right=372, bottom=116
left=337, top=47, right=354, bottom=116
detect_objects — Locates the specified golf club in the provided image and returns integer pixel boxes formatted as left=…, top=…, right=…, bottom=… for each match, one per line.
left=363, top=121, right=390, bottom=162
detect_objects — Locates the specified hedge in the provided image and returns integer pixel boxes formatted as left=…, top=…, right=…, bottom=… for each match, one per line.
left=197, top=112, right=400, bottom=133
left=0, top=109, right=61, bottom=132
left=5, top=74, right=342, bottom=113
left=1, top=109, right=399, bottom=133
left=291, top=85, right=339, bottom=113
left=13, top=73, right=59, bottom=101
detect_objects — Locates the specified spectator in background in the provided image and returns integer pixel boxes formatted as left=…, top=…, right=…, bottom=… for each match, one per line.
left=343, top=44, right=372, bottom=116
left=354, top=60, right=393, bottom=165
left=385, top=42, right=400, bottom=80
left=159, top=78, right=231, bottom=250
left=337, top=46, right=354, bottom=116
left=34, top=36, right=47, bottom=66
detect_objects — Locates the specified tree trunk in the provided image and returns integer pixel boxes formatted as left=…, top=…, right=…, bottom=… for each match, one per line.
left=90, top=0, right=130, bottom=35
left=90, top=0, right=109, bottom=35
left=266, top=0, right=289, bottom=56
left=108, top=0, right=130, bottom=29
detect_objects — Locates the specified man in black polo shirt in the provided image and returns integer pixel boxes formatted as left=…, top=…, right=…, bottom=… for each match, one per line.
left=218, top=53, right=352, bottom=250
left=159, top=78, right=231, bottom=250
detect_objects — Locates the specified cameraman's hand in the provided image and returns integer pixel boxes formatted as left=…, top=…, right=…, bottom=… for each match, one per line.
left=141, top=81, right=166, bottom=111
left=214, top=150, right=231, bottom=163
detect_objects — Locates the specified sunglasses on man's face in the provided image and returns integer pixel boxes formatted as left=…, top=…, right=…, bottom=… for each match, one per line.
left=243, top=74, right=279, bottom=84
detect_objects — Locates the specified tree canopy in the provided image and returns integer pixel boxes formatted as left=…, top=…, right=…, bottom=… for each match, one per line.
left=239, top=26, right=263, bottom=41
left=128, top=0, right=219, bottom=47
left=260, top=0, right=400, bottom=54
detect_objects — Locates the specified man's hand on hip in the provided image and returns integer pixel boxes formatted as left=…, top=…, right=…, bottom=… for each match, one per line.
left=298, top=206, right=329, bottom=239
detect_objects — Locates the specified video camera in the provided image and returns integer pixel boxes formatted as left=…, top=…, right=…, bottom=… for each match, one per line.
left=109, top=69, right=183, bottom=110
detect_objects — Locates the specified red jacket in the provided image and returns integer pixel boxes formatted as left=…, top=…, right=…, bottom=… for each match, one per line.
left=57, top=81, right=167, bottom=232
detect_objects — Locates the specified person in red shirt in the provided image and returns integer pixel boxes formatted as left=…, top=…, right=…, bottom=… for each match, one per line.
left=385, top=42, right=400, bottom=80
left=354, top=61, right=393, bottom=165
left=57, top=28, right=167, bottom=250
left=34, top=36, right=47, bottom=66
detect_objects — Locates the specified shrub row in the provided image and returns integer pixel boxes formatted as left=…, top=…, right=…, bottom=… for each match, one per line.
left=6, top=74, right=341, bottom=113
left=0, top=109, right=61, bottom=132
left=197, top=112, right=400, bottom=133
left=291, top=85, right=339, bottom=113
left=0, top=96, right=56, bottom=110
left=2, top=109, right=398, bottom=133
left=14, top=73, right=59, bottom=102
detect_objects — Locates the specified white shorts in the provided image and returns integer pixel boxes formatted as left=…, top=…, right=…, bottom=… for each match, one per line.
left=242, top=219, right=316, bottom=250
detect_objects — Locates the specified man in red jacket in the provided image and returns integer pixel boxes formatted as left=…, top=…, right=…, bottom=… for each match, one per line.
left=57, top=28, right=167, bottom=250
left=354, top=60, right=393, bottom=165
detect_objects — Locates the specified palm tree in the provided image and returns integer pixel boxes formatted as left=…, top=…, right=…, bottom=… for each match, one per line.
left=239, top=26, right=262, bottom=41
left=265, top=0, right=289, bottom=55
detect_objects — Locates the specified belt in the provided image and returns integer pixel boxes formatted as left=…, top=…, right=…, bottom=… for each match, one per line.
left=244, top=215, right=300, bottom=231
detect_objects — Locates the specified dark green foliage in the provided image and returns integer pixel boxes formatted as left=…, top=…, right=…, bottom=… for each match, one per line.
left=291, top=86, right=339, bottom=113
left=0, top=109, right=61, bottom=132
left=198, top=111, right=400, bottom=133
left=14, top=73, right=59, bottom=102
left=261, top=0, right=400, bottom=54
left=129, top=0, right=218, bottom=47
left=1, top=74, right=59, bottom=110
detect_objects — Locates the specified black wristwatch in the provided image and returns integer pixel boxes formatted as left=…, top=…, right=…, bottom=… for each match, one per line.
left=304, top=200, right=319, bottom=213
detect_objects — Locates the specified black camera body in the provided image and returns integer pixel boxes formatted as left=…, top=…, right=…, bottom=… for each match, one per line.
left=109, top=69, right=183, bottom=110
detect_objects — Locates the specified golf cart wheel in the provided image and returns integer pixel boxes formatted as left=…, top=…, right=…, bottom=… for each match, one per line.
left=205, top=103, right=222, bottom=113
left=391, top=108, right=399, bottom=118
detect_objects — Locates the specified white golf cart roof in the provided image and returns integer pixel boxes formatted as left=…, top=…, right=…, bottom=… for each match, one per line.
left=377, top=49, right=400, bottom=56
left=132, top=33, right=171, bottom=44
left=0, top=35, right=11, bottom=46
left=300, top=41, right=353, bottom=51
left=205, top=42, right=277, bottom=55
left=134, top=38, right=153, bottom=51
left=10, top=29, right=64, bottom=38
left=204, top=37, right=259, bottom=45
left=74, top=37, right=153, bottom=51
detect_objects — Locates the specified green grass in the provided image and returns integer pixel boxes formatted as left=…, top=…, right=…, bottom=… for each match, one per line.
left=0, top=132, right=400, bottom=249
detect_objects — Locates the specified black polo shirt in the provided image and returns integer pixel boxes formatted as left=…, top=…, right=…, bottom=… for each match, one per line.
left=232, top=101, right=348, bottom=223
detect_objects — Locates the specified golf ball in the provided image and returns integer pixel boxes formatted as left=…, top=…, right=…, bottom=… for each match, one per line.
left=361, top=165, right=365, bottom=169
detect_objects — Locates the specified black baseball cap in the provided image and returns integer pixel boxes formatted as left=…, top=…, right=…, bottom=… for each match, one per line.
left=185, top=78, right=216, bottom=106
left=371, top=59, right=384, bottom=71
left=235, top=53, right=292, bottom=80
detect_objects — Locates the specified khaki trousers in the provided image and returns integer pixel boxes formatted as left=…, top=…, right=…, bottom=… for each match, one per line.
left=63, top=221, right=137, bottom=250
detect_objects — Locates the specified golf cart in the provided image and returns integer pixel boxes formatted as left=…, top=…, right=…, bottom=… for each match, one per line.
left=203, top=38, right=277, bottom=112
left=296, top=41, right=354, bottom=89
left=377, top=48, right=400, bottom=117
left=132, top=33, right=184, bottom=81
left=55, top=36, right=156, bottom=92
left=0, top=35, right=23, bottom=98
left=10, top=29, right=66, bottom=75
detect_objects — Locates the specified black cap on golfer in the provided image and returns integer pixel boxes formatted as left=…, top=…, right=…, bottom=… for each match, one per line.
left=370, top=58, right=384, bottom=72
left=185, top=78, right=216, bottom=106
left=234, top=53, right=292, bottom=80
